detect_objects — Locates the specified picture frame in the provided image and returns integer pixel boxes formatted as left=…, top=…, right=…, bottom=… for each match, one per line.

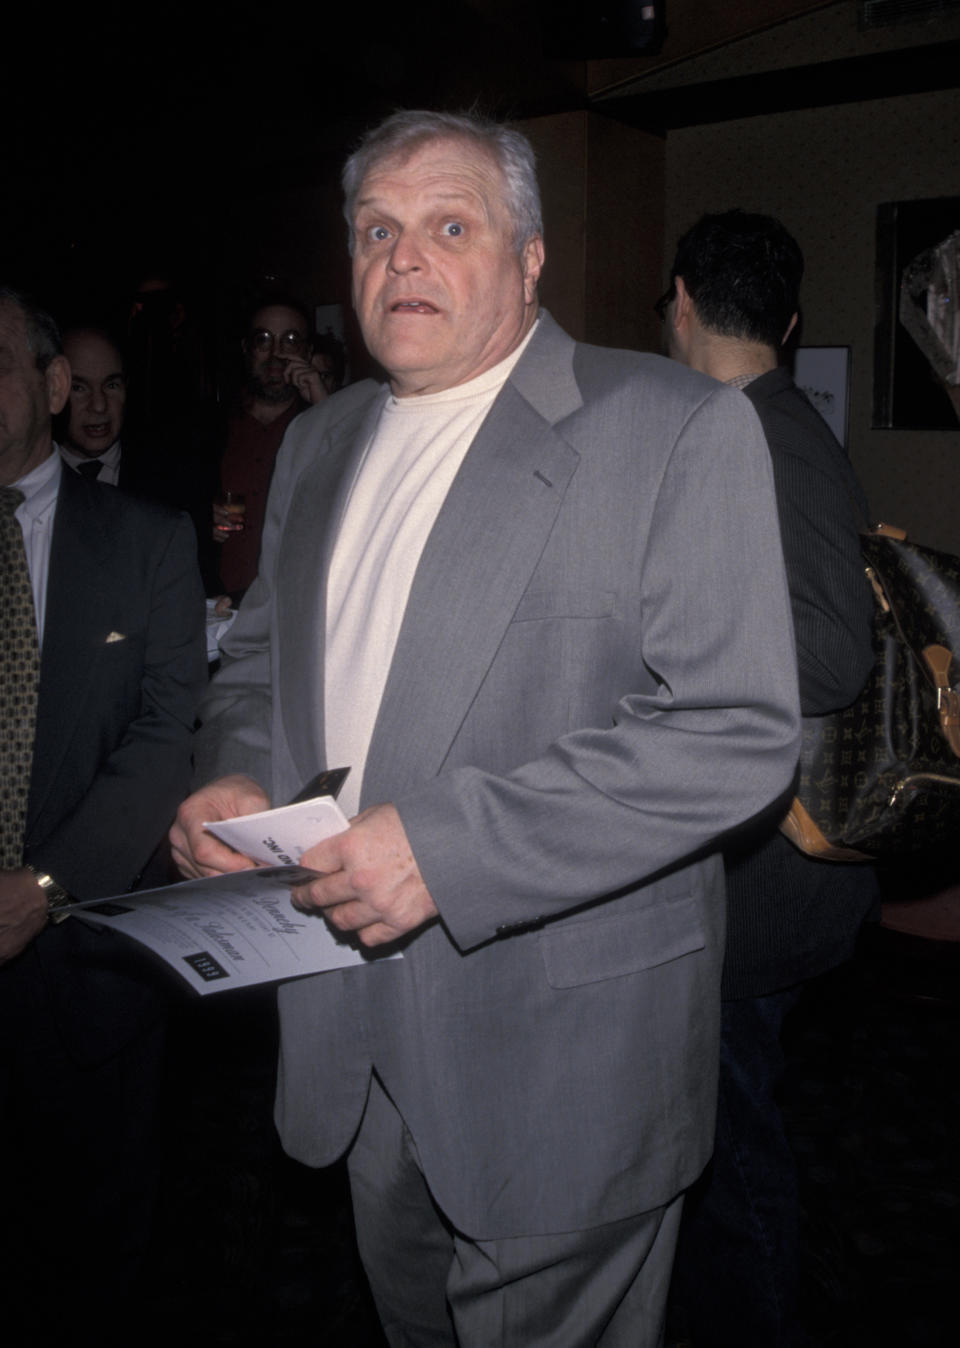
left=793, top=345, right=851, bottom=448
left=873, top=196, right=960, bottom=430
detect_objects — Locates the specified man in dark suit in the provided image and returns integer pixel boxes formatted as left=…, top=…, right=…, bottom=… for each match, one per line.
left=57, top=323, right=219, bottom=544
left=171, top=115, right=802, bottom=1346
left=661, top=211, right=878, bottom=1347
left=0, top=286, right=207, bottom=1336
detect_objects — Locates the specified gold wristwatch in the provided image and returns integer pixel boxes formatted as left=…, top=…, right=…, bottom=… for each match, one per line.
left=25, top=866, right=73, bottom=923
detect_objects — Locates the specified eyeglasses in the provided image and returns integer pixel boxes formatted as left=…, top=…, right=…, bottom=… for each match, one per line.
left=249, top=329, right=307, bottom=355
left=653, top=285, right=677, bottom=322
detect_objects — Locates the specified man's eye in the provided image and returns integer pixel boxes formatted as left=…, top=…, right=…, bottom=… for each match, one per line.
left=368, top=225, right=391, bottom=242
left=71, top=382, right=85, bottom=393
left=441, top=222, right=464, bottom=237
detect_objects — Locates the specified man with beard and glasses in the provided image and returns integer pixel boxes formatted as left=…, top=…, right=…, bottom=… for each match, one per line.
left=213, top=295, right=330, bottom=600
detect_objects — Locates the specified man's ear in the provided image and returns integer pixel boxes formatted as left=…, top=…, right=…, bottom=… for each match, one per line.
left=45, top=354, right=71, bottom=416
left=521, top=235, right=545, bottom=305
left=673, top=275, right=694, bottom=326
left=782, top=312, right=799, bottom=345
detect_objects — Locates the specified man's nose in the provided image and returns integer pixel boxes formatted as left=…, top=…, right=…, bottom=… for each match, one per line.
left=89, top=385, right=108, bottom=412
left=387, top=231, right=426, bottom=274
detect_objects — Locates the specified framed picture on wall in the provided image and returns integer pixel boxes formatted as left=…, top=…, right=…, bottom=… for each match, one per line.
left=874, top=197, right=960, bottom=430
left=793, top=346, right=851, bottom=448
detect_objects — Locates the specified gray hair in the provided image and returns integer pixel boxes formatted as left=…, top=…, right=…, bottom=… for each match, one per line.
left=342, top=110, right=543, bottom=256
left=0, top=285, right=63, bottom=373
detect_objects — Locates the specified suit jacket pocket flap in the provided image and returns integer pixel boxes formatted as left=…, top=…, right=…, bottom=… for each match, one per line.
left=512, top=588, right=615, bottom=623
left=539, top=895, right=704, bottom=988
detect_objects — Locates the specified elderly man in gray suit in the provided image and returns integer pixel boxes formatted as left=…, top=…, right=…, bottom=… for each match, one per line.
left=172, top=110, right=801, bottom=1346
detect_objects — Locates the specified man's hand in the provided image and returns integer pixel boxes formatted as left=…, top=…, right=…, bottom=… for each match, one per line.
left=294, top=804, right=438, bottom=948
left=212, top=501, right=243, bottom=542
left=0, top=870, right=49, bottom=964
left=170, top=774, right=270, bottom=878
left=283, top=355, right=330, bottom=406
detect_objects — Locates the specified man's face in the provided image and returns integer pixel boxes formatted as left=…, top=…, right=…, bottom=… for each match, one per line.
left=62, top=331, right=127, bottom=457
left=243, top=305, right=309, bottom=404
left=351, top=136, right=544, bottom=397
left=0, top=301, right=68, bottom=485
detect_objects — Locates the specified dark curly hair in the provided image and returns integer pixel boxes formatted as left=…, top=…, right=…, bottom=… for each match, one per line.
left=670, top=210, right=804, bottom=350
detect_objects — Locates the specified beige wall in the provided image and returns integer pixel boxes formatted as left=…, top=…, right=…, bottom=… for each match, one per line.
left=666, top=89, right=960, bottom=553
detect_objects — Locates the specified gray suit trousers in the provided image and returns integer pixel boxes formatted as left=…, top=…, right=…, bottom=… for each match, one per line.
left=348, top=1073, right=683, bottom=1348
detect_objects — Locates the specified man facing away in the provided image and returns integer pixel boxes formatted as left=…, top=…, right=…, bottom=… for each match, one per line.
left=171, top=113, right=801, bottom=1347
left=662, top=210, right=878, bottom=1348
left=0, top=286, right=207, bottom=1336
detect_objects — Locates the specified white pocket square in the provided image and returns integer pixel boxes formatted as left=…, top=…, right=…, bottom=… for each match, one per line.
left=105, top=631, right=126, bottom=644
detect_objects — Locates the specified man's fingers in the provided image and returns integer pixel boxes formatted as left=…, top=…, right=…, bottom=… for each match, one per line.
left=293, top=892, right=401, bottom=949
left=295, top=371, right=322, bottom=402
left=355, top=921, right=399, bottom=948
left=299, top=835, right=347, bottom=878
left=282, top=358, right=327, bottom=406
left=171, top=831, right=256, bottom=879
left=323, top=898, right=372, bottom=931
left=294, top=866, right=354, bottom=912
left=171, top=775, right=269, bottom=878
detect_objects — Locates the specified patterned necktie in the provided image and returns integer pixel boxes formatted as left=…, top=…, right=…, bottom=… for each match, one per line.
left=0, top=486, right=40, bottom=868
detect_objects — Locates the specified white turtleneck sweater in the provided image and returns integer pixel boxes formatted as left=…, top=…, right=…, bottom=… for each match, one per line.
left=325, top=325, right=537, bottom=817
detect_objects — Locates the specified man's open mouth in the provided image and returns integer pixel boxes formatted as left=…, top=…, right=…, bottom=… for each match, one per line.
left=391, top=300, right=438, bottom=314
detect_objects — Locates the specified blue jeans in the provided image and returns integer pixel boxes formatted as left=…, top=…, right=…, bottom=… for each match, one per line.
left=670, top=987, right=805, bottom=1348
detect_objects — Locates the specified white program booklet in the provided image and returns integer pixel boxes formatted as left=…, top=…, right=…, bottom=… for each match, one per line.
left=74, top=795, right=400, bottom=995
left=202, top=794, right=351, bottom=866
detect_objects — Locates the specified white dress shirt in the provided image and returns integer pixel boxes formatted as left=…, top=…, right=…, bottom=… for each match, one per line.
left=60, top=439, right=122, bottom=485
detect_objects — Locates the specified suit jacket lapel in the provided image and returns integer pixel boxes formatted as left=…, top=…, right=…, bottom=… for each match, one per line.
left=26, top=470, right=117, bottom=837
left=362, top=319, right=582, bottom=803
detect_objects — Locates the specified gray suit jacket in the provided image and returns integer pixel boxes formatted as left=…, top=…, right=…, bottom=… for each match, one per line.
left=196, top=313, right=801, bottom=1240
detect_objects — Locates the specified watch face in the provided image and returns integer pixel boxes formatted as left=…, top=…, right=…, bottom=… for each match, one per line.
left=27, top=867, right=71, bottom=908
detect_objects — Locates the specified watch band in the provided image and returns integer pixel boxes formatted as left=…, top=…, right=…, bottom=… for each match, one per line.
left=24, top=865, right=74, bottom=923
